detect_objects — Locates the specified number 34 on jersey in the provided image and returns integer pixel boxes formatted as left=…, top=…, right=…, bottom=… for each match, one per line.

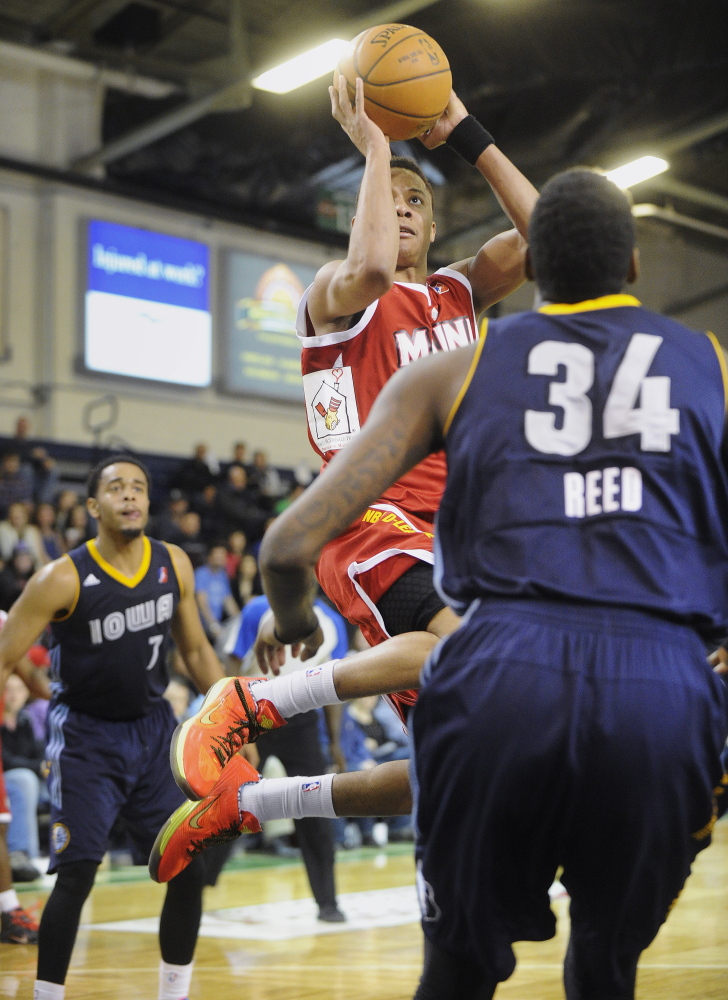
left=524, top=333, right=681, bottom=518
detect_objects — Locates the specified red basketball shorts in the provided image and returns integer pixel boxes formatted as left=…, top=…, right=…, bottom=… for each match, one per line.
left=316, top=501, right=437, bottom=723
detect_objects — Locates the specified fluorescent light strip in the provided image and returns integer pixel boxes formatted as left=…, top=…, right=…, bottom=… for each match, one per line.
left=606, top=156, right=669, bottom=189
left=252, top=39, right=350, bottom=94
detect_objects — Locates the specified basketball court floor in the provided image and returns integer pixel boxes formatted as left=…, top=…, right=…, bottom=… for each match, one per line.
left=2, top=818, right=727, bottom=999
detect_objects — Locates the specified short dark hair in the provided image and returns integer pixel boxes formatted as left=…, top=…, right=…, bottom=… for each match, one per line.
left=528, top=168, right=635, bottom=304
left=87, top=454, right=151, bottom=499
left=356, top=156, right=435, bottom=211
left=389, top=156, right=435, bottom=207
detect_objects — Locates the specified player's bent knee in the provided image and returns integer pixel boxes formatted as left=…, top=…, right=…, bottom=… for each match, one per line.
left=54, top=859, right=99, bottom=900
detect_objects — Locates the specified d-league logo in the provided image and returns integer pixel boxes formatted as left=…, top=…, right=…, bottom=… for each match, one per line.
left=51, top=822, right=71, bottom=854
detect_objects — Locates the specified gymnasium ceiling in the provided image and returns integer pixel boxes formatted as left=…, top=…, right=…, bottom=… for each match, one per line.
left=1, top=0, right=727, bottom=262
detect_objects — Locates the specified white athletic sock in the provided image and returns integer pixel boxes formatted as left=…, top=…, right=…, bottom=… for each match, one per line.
left=0, top=888, right=20, bottom=912
left=158, top=960, right=193, bottom=1000
left=250, top=660, right=342, bottom=719
left=239, top=773, right=336, bottom=822
left=33, top=983, right=65, bottom=1000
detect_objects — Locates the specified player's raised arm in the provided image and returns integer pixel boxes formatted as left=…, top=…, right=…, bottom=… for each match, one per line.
left=306, top=77, right=399, bottom=332
left=421, top=90, right=539, bottom=313
left=260, top=343, right=476, bottom=642
left=166, top=543, right=226, bottom=694
left=0, top=558, right=78, bottom=688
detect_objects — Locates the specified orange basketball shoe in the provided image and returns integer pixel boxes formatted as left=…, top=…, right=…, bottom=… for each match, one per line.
left=171, top=675, right=286, bottom=800
left=150, top=754, right=262, bottom=883
left=0, top=905, right=39, bottom=944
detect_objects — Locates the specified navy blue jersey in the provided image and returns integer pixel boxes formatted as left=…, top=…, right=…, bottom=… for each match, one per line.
left=49, top=537, right=182, bottom=719
left=436, top=295, right=728, bottom=639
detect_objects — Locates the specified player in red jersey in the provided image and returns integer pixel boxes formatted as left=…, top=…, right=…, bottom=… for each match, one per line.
left=164, top=76, right=539, bottom=838
left=296, top=77, right=537, bottom=669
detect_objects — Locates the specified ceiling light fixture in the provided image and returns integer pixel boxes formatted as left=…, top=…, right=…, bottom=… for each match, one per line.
left=252, top=39, right=350, bottom=94
left=605, top=155, right=669, bottom=190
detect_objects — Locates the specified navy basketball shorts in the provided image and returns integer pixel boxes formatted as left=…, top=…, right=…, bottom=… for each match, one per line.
left=45, top=697, right=185, bottom=873
left=411, top=599, right=728, bottom=988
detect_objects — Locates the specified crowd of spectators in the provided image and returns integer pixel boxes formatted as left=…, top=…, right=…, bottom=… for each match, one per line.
left=0, top=429, right=314, bottom=614
left=0, top=423, right=412, bottom=878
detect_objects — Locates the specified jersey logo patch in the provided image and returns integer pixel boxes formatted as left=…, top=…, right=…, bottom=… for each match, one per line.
left=302, top=363, right=361, bottom=453
left=51, top=822, right=70, bottom=854
left=159, top=566, right=168, bottom=584
left=82, top=573, right=101, bottom=587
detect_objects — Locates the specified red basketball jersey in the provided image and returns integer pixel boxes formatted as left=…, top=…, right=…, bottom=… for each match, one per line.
left=298, top=267, right=478, bottom=517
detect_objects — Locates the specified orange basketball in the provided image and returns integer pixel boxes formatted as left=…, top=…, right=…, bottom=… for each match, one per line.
left=336, top=24, right=451, bottom=141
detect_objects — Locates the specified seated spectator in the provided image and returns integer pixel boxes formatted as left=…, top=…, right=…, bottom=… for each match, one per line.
left=192, top=484, right=220, bottom=543
left=0, top=545, right=35, bottom=611
left=35, top=502, right=65, bottom=562
left=26, top=446, right=59, bottom=506
left=174, top=443, right=218, bottom=495
left=230, top=441, right=248, bottom=471
left=176, top=511, right=207, bottom=568
left=2, top=673, right=46, bottom=880
left=0, top=502, right=46, bottom=568
left=152, top=489, right=188, bottom=542
left=217, top=465, right=267, bottom=542
left=8, top=419, right=60, bottom=504
left=55, top=489, right=79, bottom=530
left=232, top=552, right=260, bottom=608
left=343, top=696, right=409, bottom=766
left=194, top=543, right=239, bottom=639
left=0, top=451, right=33, bottom=518
left=63, top=504, right=94, bottom=550
left=336, top=696, right=412, bottom=848
left=249, top=449, right=285, bottom=504
left=12, top=416, right=31, bottom=449
left=225, top=530, right=247, bottom=580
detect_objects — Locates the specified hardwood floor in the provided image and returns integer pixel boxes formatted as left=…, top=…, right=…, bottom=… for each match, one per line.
left=2, top=820, right=727, bottom=999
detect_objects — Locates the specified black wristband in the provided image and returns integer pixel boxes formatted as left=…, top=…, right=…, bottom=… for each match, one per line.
left=446, top=115, right=495, bottom=165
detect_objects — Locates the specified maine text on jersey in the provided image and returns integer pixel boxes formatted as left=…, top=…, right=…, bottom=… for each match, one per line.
left=394, top=315, right=474, bottom=366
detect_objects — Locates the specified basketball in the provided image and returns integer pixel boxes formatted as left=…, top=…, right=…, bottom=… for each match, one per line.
left=336, top=23, right=451, bottom=141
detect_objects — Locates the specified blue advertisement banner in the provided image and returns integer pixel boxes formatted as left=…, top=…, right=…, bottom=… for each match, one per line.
left=87, top=220, right=209, bottom=311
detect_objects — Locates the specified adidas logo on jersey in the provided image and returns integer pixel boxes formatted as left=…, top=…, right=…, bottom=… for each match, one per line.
left=82, top=574, right=101, bottom=587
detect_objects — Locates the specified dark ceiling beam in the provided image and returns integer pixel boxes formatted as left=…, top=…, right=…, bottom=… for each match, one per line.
left=633, top=204, right=728, bottom=243
left=73, top=0, right=444, bottom=172
left=0, top=10, right=40, bottom=36
left=0, top=149, right=349, bottom=247
left=143, top=0, right=226, bottom=24
left=660, top=109, right=728, bottom=156
left=43, top=0, right=106, bottom=36
left=646, top=177, right=728, bottom=217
